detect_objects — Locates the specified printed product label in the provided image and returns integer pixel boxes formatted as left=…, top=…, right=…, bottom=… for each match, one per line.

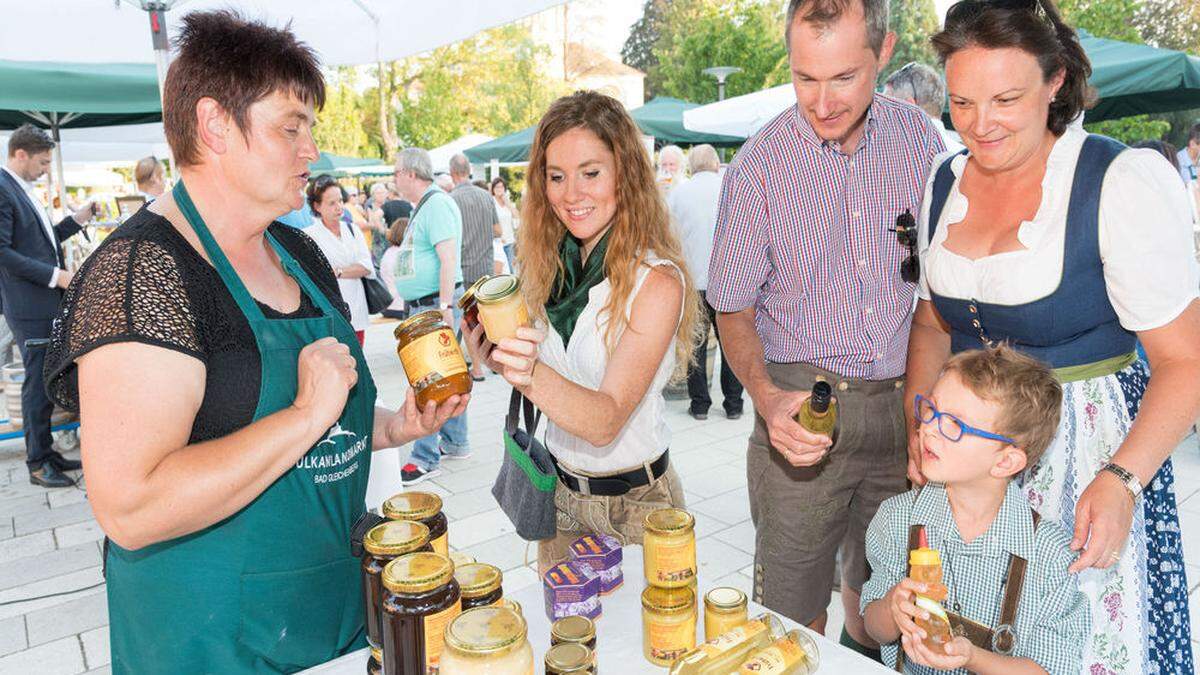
left=430, top=532, right=449, bottom=557
left=737, top=639, right=804, bottom=674
left=700, top=620, right=765, bottom=657
left=648, top=619, right=695, bottom=664
left=423, top=601, right=463, bottom=674
left=651, top=538, right=696, bottom=585
left=400, top=329, right=467, bottom=390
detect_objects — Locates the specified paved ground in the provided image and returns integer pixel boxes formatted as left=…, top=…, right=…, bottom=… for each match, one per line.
left=0, top=317, right=1198, bottom=674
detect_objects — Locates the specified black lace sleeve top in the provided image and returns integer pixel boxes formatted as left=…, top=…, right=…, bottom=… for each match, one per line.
left=46, top=209, right=351, bottom=445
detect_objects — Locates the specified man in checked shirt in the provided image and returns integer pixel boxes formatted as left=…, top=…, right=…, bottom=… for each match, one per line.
left=707, top=0, right=945, bottom=660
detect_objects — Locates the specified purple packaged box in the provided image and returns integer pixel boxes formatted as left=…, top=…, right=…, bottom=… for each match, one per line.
left=569, top=534, right=624, bottom=595
left=543, top=560, right=601, bottom=621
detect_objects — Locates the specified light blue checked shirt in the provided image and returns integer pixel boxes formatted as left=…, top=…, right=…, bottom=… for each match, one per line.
left=861, top=481, right=1091, bottom=675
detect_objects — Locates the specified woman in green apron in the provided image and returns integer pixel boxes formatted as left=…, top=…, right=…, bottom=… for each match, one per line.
left=44, top=12, right=467, bottom=674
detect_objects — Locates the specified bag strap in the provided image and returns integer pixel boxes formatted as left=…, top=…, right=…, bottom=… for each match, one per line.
left=506, top=387, right=544, bottom=438
left=994, top=510, right=1040, bottom=652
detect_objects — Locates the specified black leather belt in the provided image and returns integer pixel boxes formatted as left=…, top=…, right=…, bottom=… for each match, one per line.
left=408, top=283, right=463, bottom=308
left=552, top=450, right=670, bottom=497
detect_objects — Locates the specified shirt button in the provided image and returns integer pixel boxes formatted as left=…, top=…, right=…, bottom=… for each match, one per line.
left=858, top=259, right=867, bottom=267
left=864, top=307, right=874, bottom=315
left=852, top=210, right=862, bottom=219
left=837, top=381, right=850, bottom=392
left=877, top=352, right=885, bottom=359
left=848, top=160, right=856, bottom=170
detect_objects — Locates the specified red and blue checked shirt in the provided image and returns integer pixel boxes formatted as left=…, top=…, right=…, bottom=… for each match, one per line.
left=706, top=95, right=945, bottom=380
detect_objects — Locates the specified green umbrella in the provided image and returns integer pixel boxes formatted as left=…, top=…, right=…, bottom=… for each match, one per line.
left=0, top=59, right=161, bottom=130
left=1080, top=30, right=1200, bottom=122
left=630, top=97, right=744, bottom=147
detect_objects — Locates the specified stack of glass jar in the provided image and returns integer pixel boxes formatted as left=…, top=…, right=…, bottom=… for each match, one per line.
left=640, top=508, right=699, bottom=667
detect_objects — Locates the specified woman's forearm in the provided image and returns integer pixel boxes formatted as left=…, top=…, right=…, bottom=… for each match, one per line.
left=967, top=649, right=1046, bottom=675
left=522, top=362, right=627, bottom=447
left=95, top=405, right=324, bottom=550
left=904, top=303, right=951, bottom=426
left=1112, top=355, right=1200, bottom=484
left=338, top=264, right=371, bottom=279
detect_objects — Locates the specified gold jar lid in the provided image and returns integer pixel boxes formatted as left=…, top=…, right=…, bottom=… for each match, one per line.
left=363, top=520, right=431, bottom=557
left=449, top=551, right=476, bottom=568
left=474, top=274, right=521, bottom=304
left=458, top=275, right=491, bottom=309
left=642, top=585, right=695, bottom=614
left=393, top=310, right=444, bottom=339
left=454, top=563, right=503, bottom=598
left=551, top=615, right=596, bottom=644
left=644, top=508, right=695, bottom=535
left=544, top=643, right=594, bottom=673
left=382, top=552, right=454, bottom=594
left=497, top=597, right=523, bottom=617
left=444, top=606, right=527, bottom=657
left=382, top=491, right=443, bottom=521
left=704, top=587, right=747, bottom=612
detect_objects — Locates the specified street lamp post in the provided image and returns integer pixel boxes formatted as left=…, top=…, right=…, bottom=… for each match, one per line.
left=702, top=66, right=742, bottom=101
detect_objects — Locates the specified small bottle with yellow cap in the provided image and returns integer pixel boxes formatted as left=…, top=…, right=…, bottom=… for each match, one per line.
left=909, top=528, right=951, bottom=654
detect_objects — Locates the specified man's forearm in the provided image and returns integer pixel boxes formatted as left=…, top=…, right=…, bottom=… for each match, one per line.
left=439, top=264, right=455, bottom=306
left=714, top=307, right=779, bottom=404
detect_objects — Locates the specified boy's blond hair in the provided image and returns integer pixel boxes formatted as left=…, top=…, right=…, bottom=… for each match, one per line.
left=941, top=345, right=1063, bottom=468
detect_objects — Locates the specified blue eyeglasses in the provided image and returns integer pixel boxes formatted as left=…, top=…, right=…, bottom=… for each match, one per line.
left=913, top=394, right=1016, bottom=445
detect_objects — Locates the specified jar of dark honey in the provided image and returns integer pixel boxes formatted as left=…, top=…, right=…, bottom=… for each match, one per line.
left=394, top=310, right=472, bottom=408
left=454, top=562, right=503, bottom=610
left=383, top=491, right=449, bottom=556
left=382, top=552, right=462, bottom=675
left=458, top=275, right=491, bottom=330
left=361, top=520, right=431, bottom=648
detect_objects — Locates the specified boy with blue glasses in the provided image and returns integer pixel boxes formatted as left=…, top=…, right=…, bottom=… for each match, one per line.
left=861, top=346, right=1090, bottom=674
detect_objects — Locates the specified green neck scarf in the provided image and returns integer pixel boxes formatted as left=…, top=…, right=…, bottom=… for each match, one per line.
left=545, top=229, right=612, bottom=345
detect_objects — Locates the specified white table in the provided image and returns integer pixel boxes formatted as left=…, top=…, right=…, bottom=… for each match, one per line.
left=304, top=546, right=893, bottom=674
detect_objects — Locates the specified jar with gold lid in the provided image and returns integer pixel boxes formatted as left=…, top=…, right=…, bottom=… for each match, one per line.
left=438, top=605, right=534, bottom=675
left=545, top=643, right=597, bottom=675
left=703, top=587, right=749, bottom=641
left=458, top=275, right=491, bottom=330
left=367, top=645, right=384, bottom=675
left=361, top=520, right=432, bottom=648
left=394, top=310, right=472, bottom=408
left=643, top=508, right=697, bottom=589
left=381, top=552, right=462, bottom=675
left=474, top=274, right=529, bottom=343
left=454, top=562, right=504, bottom=610
left=642, top=585, right=697, bottom=667
left=449, top=551, right=476, bottom=568
left=551, top=614, right=597, bottom=650
left=497, top=597, right=523, bottom=617
left=383, top=491, right=449, bottom=556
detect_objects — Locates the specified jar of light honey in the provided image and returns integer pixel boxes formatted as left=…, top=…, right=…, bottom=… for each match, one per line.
left=438, top=606, right=534, bottom=675
left=394, top=310, right=472, bottom=408
left=643, top=508, right=697, bottom=589
left=474, top=275, right=529, bottom=343
left=703, top=587, right=749, bottom=641
left=642, top=585, right=697, bottom=667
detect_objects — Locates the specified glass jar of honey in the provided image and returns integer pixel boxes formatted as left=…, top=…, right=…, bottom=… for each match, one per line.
left=545, top=643, right=597, bottom=675
left=394, top=310, right=472, bottom=408
left=381, top=552, right=462, bottom=675
left=550, top=614, right=597, bottom=651
left=439, top=606, right=534, bottom=675
left=642, top=585, right=697, bottom=667
left=497, top=597, right=523, bottom=617
left=368, top=645, right=384, bottom=675
left=474, top=275, right=529, bottom=343
left=703, top=587, right=749, bottom=641
left=643, top=508, right=697, bottom=589
left=455, top=562, right=504, bottom=610
left=735, top=629, right=820, bottom=675
left=383, top=491, right=449, bottom=556
left=458, top=275, right=491, bottom=331
left=449, top=551, right=476, bottom=568
left=361, top=520, right=432, bottom=648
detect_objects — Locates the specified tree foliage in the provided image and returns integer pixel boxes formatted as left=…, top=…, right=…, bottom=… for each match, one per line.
left=622, top=0, right=671, bottom=95
left=883, top=0, right=940, bottom=79
left=651, top=0, right=789, bottom=104
left=313, top=68, right=375, bottom=159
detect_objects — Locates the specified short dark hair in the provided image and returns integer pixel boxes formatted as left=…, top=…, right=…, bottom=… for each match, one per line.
left=934, top=0, right=1093, bottom=136
left=306, top=175, right=341, bottom=217
left=1188, top=122, right=1200, bottom=145
left=163, top=11, right=325, bottom=167
left=6, top=124, right=54, bottom=158
left=786, top=0, right=889, bottom=55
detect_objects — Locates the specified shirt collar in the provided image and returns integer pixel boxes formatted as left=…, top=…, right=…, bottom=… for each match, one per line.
left=2, top=165, right=33, bottom=192
left=910, top=481, right=1036, bottom=560
left=792, top=95, right=880, bottom=154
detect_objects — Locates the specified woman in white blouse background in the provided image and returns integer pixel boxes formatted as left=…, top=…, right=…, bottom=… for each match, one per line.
left=303, top=176, right=376, bottom=345
left=463, top=91, right=699, bottom=573
left=904, top=0, right=1200, bottom=671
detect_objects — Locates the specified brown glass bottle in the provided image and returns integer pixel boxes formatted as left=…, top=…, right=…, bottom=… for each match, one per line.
left=382, top=552, right=463, bottom=675
left=361, top=520, right=432, bottom=648
left=383, top=491, right=449, bottom=556
left=454, top=562, right=504, bottom=610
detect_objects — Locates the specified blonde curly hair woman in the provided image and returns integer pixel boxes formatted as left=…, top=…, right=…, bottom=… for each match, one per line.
left=465, top=90, right=699, bottom=570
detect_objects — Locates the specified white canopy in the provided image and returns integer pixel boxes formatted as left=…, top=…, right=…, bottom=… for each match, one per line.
left=0, top=0, right=565, bottom=66
left=429, top=133, right=495, bottom=174
left=0, top=123, right=169, bottom=164
left=682, top=84, right=796, bottom=140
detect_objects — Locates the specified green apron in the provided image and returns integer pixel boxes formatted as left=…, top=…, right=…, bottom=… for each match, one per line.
left=107, top=182, right=377, bottom=674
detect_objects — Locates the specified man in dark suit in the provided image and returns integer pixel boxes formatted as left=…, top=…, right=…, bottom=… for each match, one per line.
left=0, top=124, right=94, bottom=487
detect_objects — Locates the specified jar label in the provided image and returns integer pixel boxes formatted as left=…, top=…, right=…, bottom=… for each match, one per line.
left=430, top=532, right=449, bottom=557
left=700, top=619, right=765, bottom=657
left=737, top=639, right=805, bottom=674
left=423, top=600, right=462, bottom=673
left=647, top=618, right=695, bottom=664
left=648, top=538, right=696, bottom=585
left=400, top=329, right=468, bottom=389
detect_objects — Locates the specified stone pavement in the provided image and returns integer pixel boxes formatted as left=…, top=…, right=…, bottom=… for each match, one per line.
left=0, top=317, right=1197, bottom=674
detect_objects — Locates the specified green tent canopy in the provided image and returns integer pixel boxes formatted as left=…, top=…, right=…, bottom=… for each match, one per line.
left=1080, top=30, right=1200, bottom=122
left=464, top=126, right=537, bottom=164
left=0, top=59, right=161, bottom=130
left=308, top=151, right=386, bottom=177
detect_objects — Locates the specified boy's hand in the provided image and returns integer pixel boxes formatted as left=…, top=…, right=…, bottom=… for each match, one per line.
left=888, top=578, right=929, bottom=641
left=901, top=633, right=974, bottom=670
